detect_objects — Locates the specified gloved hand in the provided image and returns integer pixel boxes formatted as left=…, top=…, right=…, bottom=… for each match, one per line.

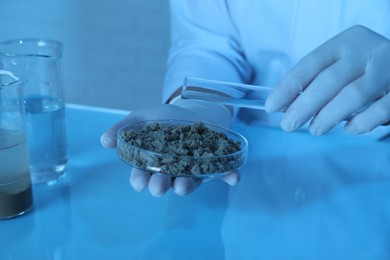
left=265, top=25, right=390, bottom=135
left=100, top=100, right=240, bottom=197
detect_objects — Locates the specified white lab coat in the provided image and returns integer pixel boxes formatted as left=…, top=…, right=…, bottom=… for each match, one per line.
left=163, top=0, right=390, bottom=101
left=163, top=0, right=390, bottom=139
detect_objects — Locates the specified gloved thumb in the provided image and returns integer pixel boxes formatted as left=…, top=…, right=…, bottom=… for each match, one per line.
left=100, top=112, right=138, bottom=148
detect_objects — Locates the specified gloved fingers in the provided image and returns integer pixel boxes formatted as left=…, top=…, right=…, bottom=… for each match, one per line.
left=308, top=71, right=388, bottom=135
left=345, top=92, right=390, bottom=134
left=130, top=168, right=152, bottom=192
left=172, top=177, right=202, bottom=196
left=172, top=171, right=240, bottom=196
left=129, top=169, right=203, bottom=196
left=266, top=26, right=390, bottom=135
left=281, top=59, right=365, bottom=132
left=265, top=41, right=338, bottom=113
left=308, top=43, right=390, bottom=136
left=220, top=170, right=240, bottom=186
left=100, top=112, right=139, bottom=148
left=148, top=174, right=173, bottom=197
left=265, top=74, right=303, bottom=114
left=130, top=170, right=241, bottom=197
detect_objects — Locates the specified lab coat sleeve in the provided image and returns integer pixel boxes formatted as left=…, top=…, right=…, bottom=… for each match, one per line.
left=162, top=0, right=253, bottom=102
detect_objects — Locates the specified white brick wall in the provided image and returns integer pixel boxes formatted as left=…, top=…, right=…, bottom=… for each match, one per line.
left=0, top=0, right=170, bottom=111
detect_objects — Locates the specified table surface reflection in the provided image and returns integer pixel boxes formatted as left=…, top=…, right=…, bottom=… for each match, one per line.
left=1, top=104, right=389, bottom=260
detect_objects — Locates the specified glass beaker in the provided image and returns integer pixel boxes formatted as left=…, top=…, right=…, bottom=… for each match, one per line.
left=0, top=39, right=68, bottom=184
left=0, top=70, right=33, bottom=219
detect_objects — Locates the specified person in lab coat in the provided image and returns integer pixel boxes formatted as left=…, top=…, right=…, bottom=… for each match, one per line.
left=101, top=0, right=390, bottom=197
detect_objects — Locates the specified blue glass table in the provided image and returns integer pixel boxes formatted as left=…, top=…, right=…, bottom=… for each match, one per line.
left=1, top=104, right=389, bottom=259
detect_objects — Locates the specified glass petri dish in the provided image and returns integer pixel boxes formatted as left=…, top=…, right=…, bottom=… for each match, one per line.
left=117, top=120, right=248, bottom=178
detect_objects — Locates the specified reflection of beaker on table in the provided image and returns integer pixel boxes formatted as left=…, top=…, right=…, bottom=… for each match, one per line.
left=0, top=39, right=68, bottom=184
left=0, top=179, right=72, bottom=259
left=0, top=70, right=33, bottom=219
left=31, top=180, right=72, bottom=258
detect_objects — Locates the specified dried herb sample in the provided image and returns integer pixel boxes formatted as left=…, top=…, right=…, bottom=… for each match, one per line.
left=117, top=122, right=246, bottom=176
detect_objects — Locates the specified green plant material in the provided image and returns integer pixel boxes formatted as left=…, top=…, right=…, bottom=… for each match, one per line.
left=118, top=122, right=245, bottom=176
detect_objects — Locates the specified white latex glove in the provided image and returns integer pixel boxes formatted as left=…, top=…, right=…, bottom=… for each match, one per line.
left=100, top=101, right=240, bottom=197
left=265, top=25, right=390, bottom=135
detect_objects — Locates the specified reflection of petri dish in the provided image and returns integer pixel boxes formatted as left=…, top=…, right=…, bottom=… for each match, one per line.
left=117, top=120, right=248, bottom=178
